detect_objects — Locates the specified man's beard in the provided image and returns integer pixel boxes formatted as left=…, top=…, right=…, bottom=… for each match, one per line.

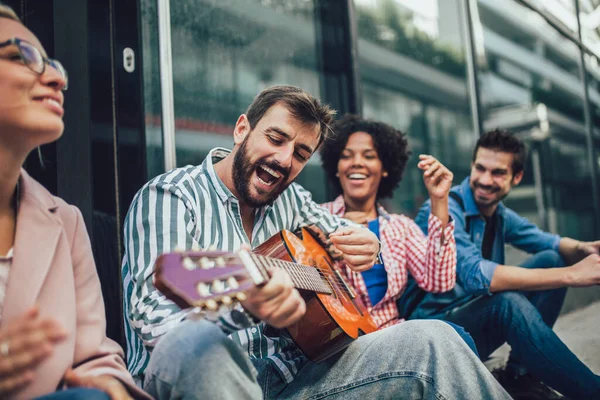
left=471, top=182, right=509, bottom=207
left=232, top=138, right=291, bottom=207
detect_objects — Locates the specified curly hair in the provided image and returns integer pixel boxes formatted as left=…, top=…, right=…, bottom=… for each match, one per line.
left=320, top=114, right=410, bottom=199
left=474, top=129, right=527, bottom=175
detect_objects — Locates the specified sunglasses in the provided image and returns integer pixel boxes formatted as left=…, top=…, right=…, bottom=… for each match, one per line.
left=0, top=37, right=68, bottom=90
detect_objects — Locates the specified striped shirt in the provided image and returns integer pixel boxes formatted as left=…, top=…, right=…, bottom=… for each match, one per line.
left=122, top=148, right=353, bottom=384
left=321, top=195, right=456, bottom=328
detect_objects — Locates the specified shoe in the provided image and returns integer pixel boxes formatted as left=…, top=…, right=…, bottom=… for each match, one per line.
left=491, top=368, right=566, bottom=399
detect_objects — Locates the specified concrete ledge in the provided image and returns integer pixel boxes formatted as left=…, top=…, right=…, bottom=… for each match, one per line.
left=561, top=286, right=600, bottom=315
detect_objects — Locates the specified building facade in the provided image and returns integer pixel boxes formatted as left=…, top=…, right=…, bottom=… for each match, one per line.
left=6, top=0, right=600, bottom=340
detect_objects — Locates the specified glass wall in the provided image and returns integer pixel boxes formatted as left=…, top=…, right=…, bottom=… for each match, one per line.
left=141, top=0, right=341, bottom=203
left=141, top=0, right=164, bottom=179
left=475, top=0, right=596, bottom=240
left=355, top=0, right=477, bottom=216
left=140, top=0, right=600, bottom=236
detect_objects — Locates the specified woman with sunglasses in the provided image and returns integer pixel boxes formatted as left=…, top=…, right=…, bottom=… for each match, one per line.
left=0, top=5, right=150, bottom=400
left=320, top=115, right=480, bottom=351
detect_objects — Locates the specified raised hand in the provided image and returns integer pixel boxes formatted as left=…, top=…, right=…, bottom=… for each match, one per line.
left=417, top=155, right=453, bottom=200
left=0, top=307, right=67, bottom=397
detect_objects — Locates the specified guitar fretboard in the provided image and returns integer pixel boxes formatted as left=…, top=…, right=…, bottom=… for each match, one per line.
left=250, top=254, right=332, bottom=295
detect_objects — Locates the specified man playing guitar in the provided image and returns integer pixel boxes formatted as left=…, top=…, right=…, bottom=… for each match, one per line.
left=122, top=85, right=509, bottom=399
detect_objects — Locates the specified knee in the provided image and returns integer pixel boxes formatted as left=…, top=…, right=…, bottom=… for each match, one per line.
left=146, top=320, right=243, bottom=380
left=440, top=321, right=479, bottom=355
left=396, top=320, right=462, bottom=347
left=151, top=319, right=233, bottom=363
left=491, top=292, right=543, bottom=324
left=144, top=320, right=260, bottom=398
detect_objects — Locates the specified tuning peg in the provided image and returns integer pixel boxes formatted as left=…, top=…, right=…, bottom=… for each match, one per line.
left=191, top=243, right=201, bottom=251
left=192, top=300, right=205, bottom=309
left=200, top=257, right=215, bottom=269
left=236, top=292, right=247, bottom=301
left=206, top=299, right=218, bottom=311
left=227, top=277, right=239, bottom=290
left=183, top=257, right=197, bottom=270
left=221, top=296, right=232, bottom=306
left=212, top=280, right=225, bottom=293
left=196, top=282, right=210, bottom=297
left=216, top=257, right=226, bottom=267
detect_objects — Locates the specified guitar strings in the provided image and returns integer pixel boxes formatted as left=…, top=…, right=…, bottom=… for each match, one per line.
left=250, top=259, right=350, bottom=293
left=253, top=255, right=354, bottom=291
left=266, top=259, right=355, bottom=288
left=253, top=254, right=348, bottom=283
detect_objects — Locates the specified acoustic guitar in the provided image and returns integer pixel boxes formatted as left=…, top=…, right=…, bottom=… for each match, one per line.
left=154, top=227, right=377, bottom=363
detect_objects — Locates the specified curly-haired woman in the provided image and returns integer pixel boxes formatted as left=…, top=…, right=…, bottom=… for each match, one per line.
left=320, top=115, right=474, bottom=344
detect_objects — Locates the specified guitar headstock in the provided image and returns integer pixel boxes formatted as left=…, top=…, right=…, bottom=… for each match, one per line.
left=154, top=250, right=268, bottom=312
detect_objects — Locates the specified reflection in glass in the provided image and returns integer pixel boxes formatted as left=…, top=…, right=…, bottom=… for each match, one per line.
left=355, top=0, right=476, bottom=216
left=476, top=0, right=595, bottom=240
left=142, top=0, right=338, bottom=202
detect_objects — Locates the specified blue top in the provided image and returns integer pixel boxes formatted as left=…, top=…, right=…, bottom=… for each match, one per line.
left=361, top=218, right=388, bottom=305
left=409, top=176, right=561, bottom=318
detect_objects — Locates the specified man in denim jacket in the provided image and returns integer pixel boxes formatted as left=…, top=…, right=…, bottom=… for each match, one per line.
left=405, top=129, right=600, bottom=400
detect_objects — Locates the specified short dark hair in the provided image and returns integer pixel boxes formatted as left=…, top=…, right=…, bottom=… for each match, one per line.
left=320, top=114, right=410, bottom=199
left=245, top=85, right=336, bottom=149
left=473, top=129, right=527, bottom=175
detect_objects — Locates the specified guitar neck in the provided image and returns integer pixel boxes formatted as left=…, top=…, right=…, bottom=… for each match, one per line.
left=249, top=253, right=332, bottom=294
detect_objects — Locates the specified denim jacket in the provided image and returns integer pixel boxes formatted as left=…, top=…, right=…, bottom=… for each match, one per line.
left=404, top=176, right=560, bottom=319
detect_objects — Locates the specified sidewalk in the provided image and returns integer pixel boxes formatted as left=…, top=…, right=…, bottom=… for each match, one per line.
left=484, top=300, right=600, bottom=374
left=554, top=300, right=600, bottom=374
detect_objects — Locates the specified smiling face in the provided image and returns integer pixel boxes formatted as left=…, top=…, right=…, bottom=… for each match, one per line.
left=0, top=18, right=67, bottom=153
left=337, top=131, right=386, bottom=207
left=232, top=103, right=320, bottom=207
left=470, top=147, right=523, bottom=215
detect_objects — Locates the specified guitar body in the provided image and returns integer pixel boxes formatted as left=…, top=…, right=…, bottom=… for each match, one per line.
left=255, top=228, right=377, bottom=363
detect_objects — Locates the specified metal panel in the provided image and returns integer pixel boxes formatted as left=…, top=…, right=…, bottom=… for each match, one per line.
left=54, top=0, right=94, bottom=233
left=157, top=0, right=177, bottom=171
left=575, top=0, right=600, bottom=235
left=315, top=0, right=362, bottom=115
left=461, top=0, right=484, bottom=137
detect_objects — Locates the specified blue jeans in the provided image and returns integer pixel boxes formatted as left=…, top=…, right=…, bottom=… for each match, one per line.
left=144, top=319, right=262, bottom=399
left=254, top=320, right=507, bottom=399
left=35, top=388, right=110, bottom=399
left=436, top=250, right=600, bottom=399
left=443, top=320, right=479, bottom=357
left=144, top=319, right=509, bottom=399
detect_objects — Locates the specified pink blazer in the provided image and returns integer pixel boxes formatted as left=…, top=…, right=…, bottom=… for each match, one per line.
left=3, top=170, right=150, bottom=399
